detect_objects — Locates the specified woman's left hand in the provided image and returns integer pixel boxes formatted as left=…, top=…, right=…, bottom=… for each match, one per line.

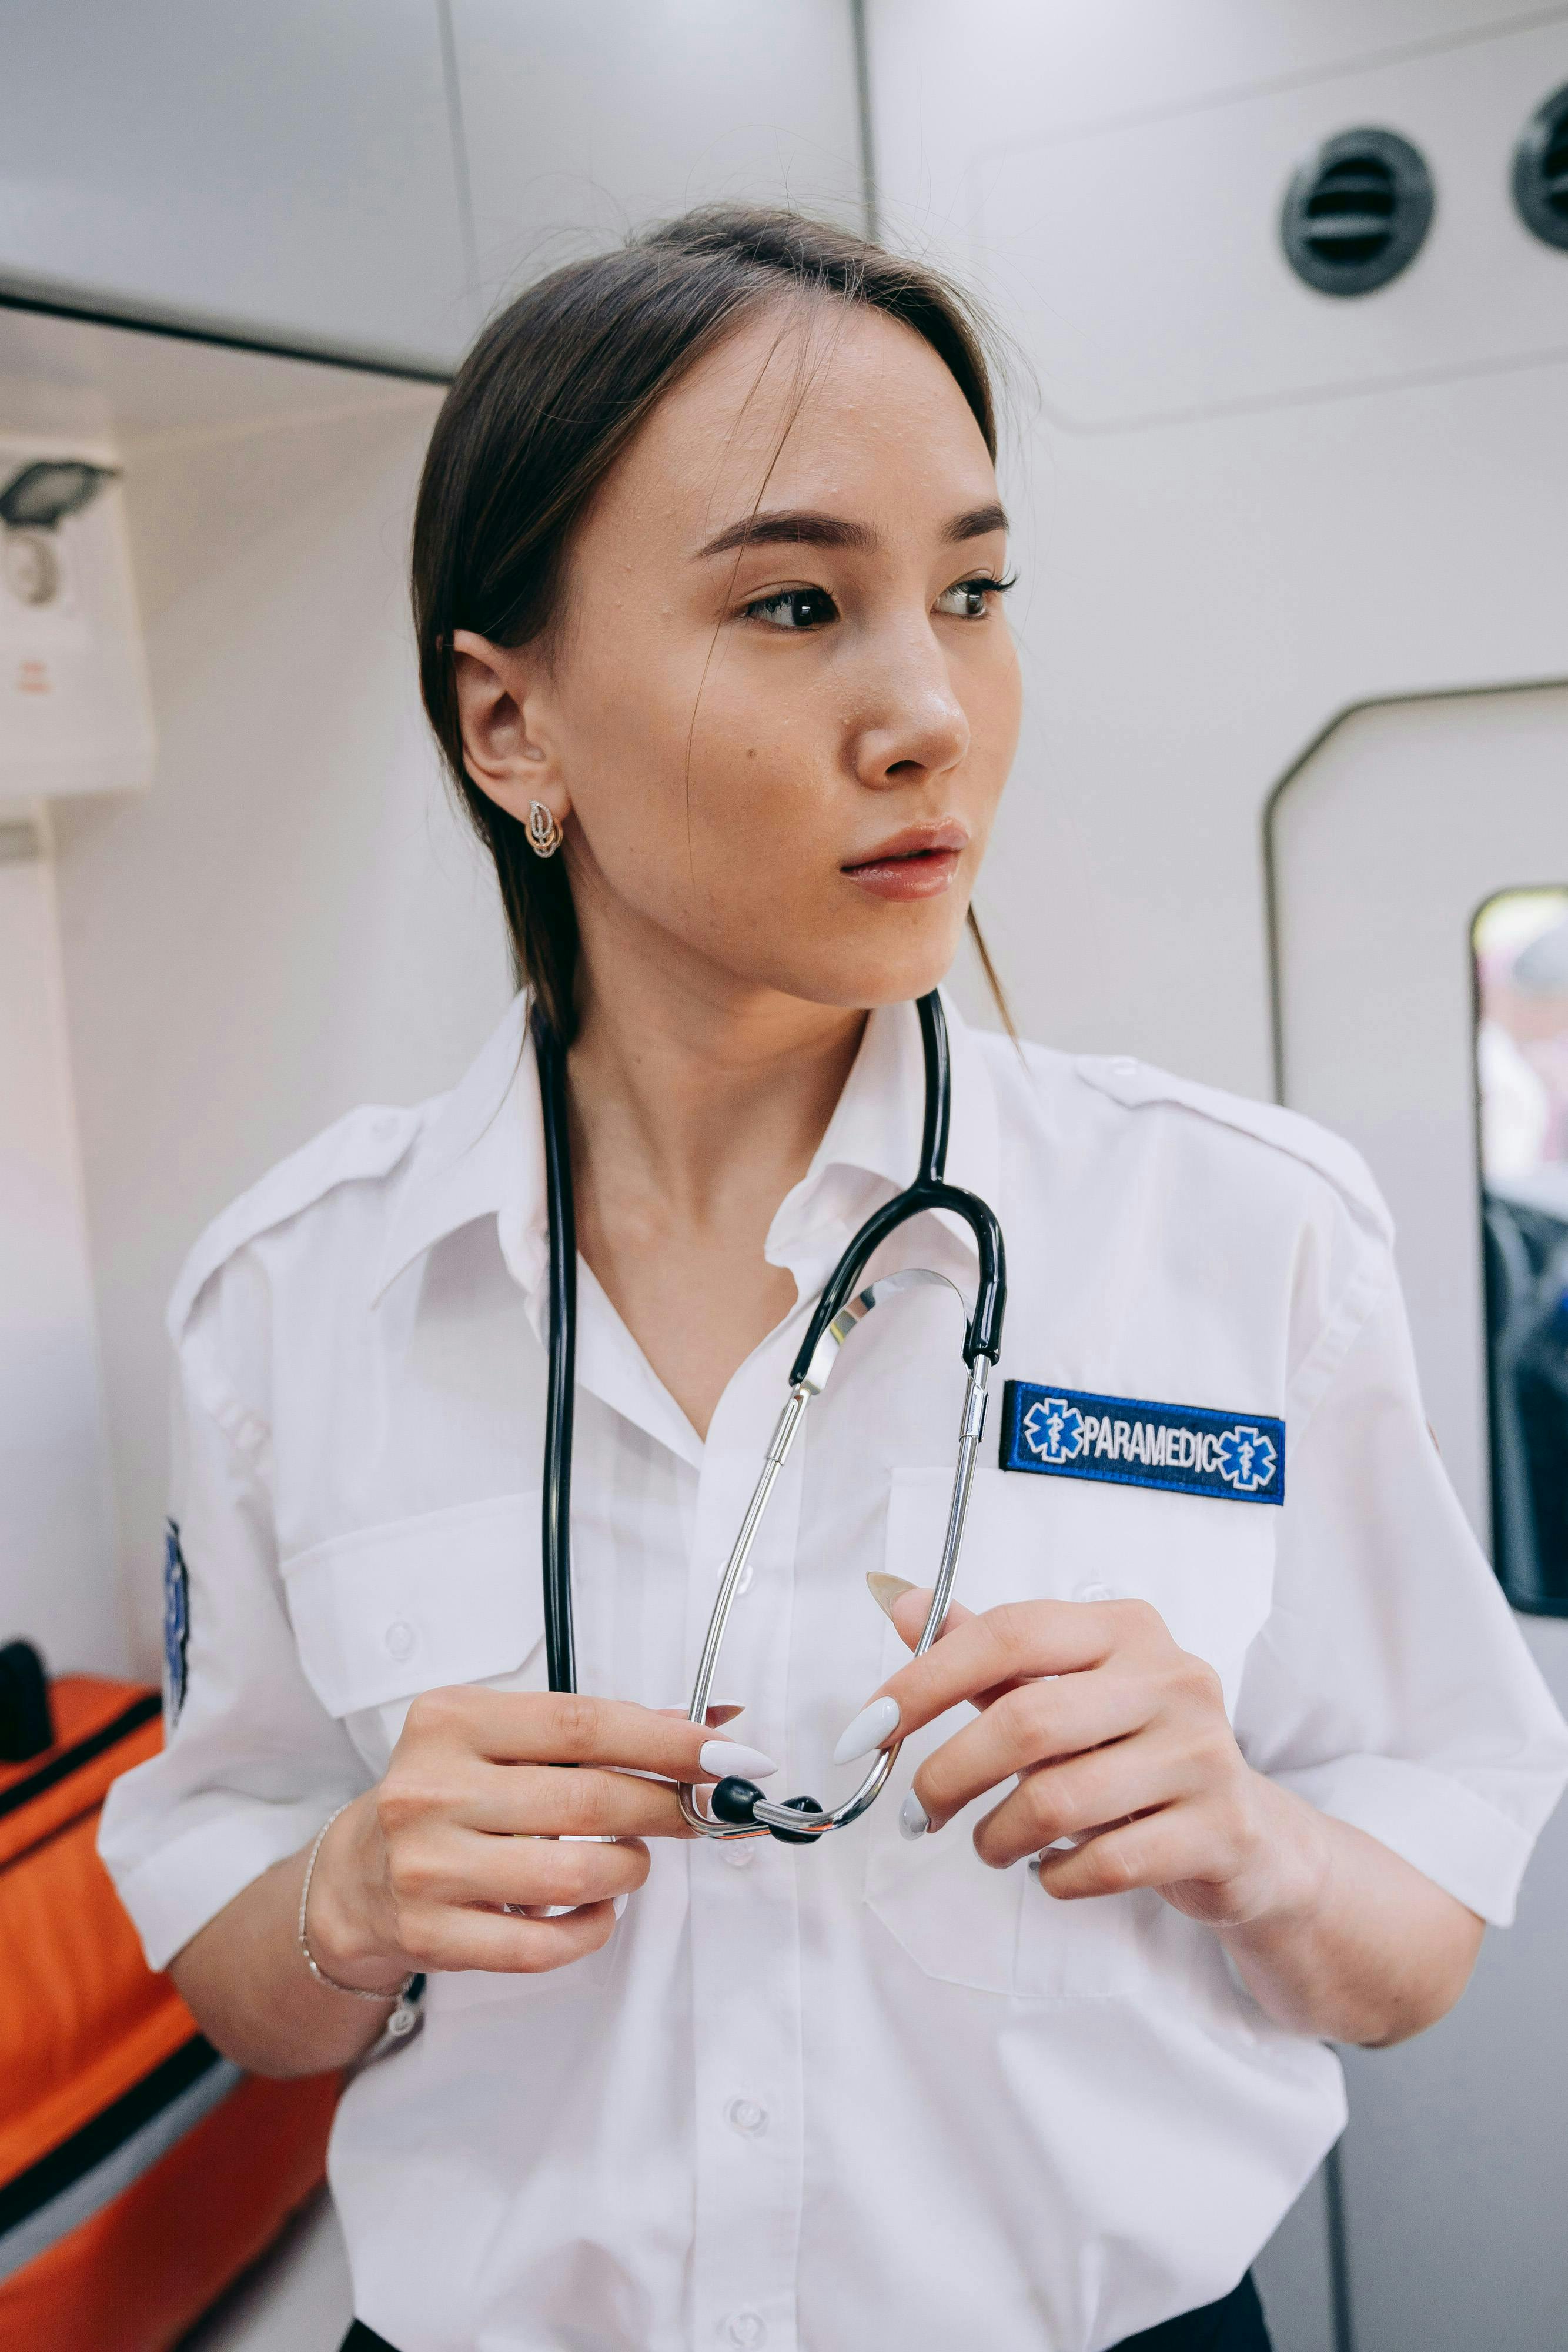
left=858, top=1586, right=1326, bottom=1932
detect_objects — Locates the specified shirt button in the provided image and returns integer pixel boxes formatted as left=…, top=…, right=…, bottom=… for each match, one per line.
left=1107, top=1055, right=1138, bottom=1076
left=723, top=2314, right=767, bottom=2348
left=726, top=2096, right=768, bottom=2137
left=384, top=1619, right=416, bottom=1661
left=1075, top=1581, right=1116, bottom=1603
left=721, top=1839, right=756, bottom=1870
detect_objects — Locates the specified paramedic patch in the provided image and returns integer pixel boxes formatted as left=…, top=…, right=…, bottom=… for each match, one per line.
left=999, top=1382, right=1285, bottom=1505
left=162, top=1519, right=190, bottom=1722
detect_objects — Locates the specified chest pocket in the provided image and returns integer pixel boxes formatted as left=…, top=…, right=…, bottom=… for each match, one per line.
left=281, top=1493, right=547, bottom=1775
left=282, top=1494, right=623, bottom=2013
left=862, top=1465, right=1277, bottom=1998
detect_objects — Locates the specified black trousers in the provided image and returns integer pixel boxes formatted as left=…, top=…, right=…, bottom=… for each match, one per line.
left=340, top=2269, right=1271, bottom=2351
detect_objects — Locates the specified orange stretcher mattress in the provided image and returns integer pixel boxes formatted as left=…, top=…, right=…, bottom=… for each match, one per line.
left=0, top=1672, right=339, bottom=2352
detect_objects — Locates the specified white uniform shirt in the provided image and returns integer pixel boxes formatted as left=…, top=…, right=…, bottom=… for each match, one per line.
left=101, top=994, right=1568, bottom=2352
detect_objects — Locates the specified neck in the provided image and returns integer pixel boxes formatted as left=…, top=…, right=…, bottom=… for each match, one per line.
left=558, top=903, right=881, bottom=1436
left=568, top=939, right=865, bottom=1227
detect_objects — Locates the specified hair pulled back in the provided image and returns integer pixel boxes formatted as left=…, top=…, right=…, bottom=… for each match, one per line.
left=411, top=205, right=1001, bottom=1037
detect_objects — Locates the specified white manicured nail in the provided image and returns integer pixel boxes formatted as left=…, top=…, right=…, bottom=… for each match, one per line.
left=865, top=1571, right=915, bottom=1620
left=900, top=1789, right=930, bottom=1840
left=832, top=1695, right=901, bottom=1765
left=699, top=1739, right=778, bottom=1781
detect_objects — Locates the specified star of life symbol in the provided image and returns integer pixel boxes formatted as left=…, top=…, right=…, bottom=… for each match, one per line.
left=1217, top=1424, right=1278, bottom=1494
left=1022, top=1395, right=1086, bottom=1464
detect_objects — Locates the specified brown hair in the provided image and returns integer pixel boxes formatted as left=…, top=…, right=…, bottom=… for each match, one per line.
left=412, top=203, right=1009, bottom=1037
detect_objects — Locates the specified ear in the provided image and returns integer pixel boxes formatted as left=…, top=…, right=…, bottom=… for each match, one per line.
left=450, top=629, right=568, bottom=832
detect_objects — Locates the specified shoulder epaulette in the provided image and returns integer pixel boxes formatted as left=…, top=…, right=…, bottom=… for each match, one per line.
left=167, top=1103, right=422, bottom=1341
left=1073, top=1055, right=1393, bottom=1246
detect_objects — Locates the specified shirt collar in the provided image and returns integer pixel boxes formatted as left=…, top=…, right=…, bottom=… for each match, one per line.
left=373, top=994, right=544, bottom=1307
left=373, top=985, right=1002, bottom=1307
left=764, top=988, right=1002, bottom=1276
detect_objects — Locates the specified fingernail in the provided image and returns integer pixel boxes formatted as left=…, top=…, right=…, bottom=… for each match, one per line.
left=900, top=1789, right=930, bottom=1840
left=831, top=1694, right=901, bottom=1766
left=865, top=1571, right=915, bottom=1620
left=699, top=1739, right=778, bottom=1781
left=706, top=1703, right=744, bottom=1726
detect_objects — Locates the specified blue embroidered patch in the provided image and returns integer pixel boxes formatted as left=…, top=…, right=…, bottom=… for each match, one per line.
left=999, top=1382, right=1285, bottom=1505
left=162, top=1519, right=190, bottom=1722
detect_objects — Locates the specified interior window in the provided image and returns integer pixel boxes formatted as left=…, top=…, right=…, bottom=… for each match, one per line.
left=1475, top=887, right=1568, bottom=1612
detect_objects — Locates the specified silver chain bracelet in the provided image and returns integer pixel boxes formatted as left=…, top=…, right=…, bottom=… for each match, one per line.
left=298, top=1802, right=416, bottom=2008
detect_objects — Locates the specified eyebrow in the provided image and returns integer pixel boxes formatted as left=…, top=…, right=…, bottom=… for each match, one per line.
left=693, top=500, right=1008, bottom=562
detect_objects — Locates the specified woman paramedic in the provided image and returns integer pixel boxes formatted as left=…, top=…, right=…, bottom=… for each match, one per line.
left=99, top=209, right=1568, bottom=2352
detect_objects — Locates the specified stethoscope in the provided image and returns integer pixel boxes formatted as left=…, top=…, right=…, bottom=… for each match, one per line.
left=534, top=992, right=1007, bottom=1843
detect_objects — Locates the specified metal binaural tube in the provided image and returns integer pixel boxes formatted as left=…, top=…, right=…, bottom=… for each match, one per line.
left=678, top=1385, right=811, bottom=1836
left=915, top=1356, right=989, bottom=1659
left=747, top=1356, right=991, bottom=1838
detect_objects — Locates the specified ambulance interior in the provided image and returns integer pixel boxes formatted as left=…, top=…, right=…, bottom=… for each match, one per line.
left=2, top=7, right=1566, bottom=2348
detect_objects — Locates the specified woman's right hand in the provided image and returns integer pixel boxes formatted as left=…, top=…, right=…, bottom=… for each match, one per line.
left=305, top=1689, right=733, bottom=1988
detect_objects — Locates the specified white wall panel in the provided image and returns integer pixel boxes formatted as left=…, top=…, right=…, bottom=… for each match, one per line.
left=452, top=0, right=863, bottom=311
left=49, top=352, right=511, bottom=1674
left=977, top=21, right=1568, bottom=431
left=0, top=838, right=121, bottom=1676
left=0, top=1, right=473, bottom=365
left=873, top=5, right=1568, bottom=1106
left=869, top=0, right=1560, bottom=227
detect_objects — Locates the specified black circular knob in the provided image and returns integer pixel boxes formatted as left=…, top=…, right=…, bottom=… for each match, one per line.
left=710, top=1775, right=763, bottom=1825
left=768, top=1795, right=827, bottom=1846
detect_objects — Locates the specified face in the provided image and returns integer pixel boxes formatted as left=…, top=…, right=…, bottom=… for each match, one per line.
left=453, top=299, right=1022, bottom=1013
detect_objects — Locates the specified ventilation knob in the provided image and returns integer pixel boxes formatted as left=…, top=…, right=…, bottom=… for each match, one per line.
left=1281, top=127, right=1434, bottom=296
left=1513, top=83, right=1568, bottom=252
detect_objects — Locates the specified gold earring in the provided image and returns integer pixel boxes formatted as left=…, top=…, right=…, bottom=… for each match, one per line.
left=526, top=800, right=563, bottom=859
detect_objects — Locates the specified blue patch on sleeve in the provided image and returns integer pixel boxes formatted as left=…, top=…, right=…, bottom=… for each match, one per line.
left=999, top=1381, right=1285, bottom=1505
left=162, top=1519, right=189, bottom=1722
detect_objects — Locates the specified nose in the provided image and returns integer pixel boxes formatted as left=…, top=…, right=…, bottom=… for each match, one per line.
left=850, top=620, right=971, bottom=790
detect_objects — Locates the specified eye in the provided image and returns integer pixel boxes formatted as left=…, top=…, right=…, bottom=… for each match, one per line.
left=934, top=573, right=1015, bottom=619
left=743, top=586, right=839, bottom=631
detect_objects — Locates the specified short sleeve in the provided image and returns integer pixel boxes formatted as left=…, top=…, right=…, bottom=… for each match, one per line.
left=98, top=1267, right=370, bottom=1971
left=1234, top=1250, right=1568, bottom=1926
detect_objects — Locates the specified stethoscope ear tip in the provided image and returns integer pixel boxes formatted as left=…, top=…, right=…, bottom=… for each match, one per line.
left=707, top=1778, right=830, bottom=1845
left=767, top=1796, right=827, bottom=1846
left=710, top=1775, right=765, bottom=1825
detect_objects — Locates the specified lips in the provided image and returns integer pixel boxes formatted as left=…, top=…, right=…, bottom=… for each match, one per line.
left=841, top=821, right=969, bottom=903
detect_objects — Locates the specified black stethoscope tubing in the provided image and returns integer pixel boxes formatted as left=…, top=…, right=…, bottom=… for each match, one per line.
left=534, top=991, right=1006, bottom=1702
left=535, top=1008, right=579, bottom=1696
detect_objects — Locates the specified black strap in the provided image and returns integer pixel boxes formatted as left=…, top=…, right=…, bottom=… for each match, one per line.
left=0, top=2034, right=225, bottom=2239
left=0, top=1689, right=159, bottom=1823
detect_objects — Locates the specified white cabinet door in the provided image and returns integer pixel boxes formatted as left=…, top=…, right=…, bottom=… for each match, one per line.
left=1271, top=681, right=1568, bottom=2352
left=0, top=0, right=472, bottom=365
